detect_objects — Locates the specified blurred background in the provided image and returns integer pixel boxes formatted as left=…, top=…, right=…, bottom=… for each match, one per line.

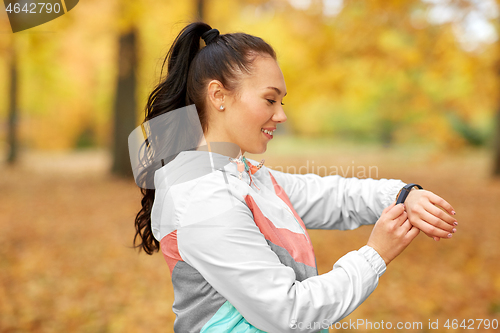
left=1, top=0, right=499, bottom=332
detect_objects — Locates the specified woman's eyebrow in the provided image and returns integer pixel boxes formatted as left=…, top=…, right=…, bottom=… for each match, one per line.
left=266, top=86, right=287, bottom=97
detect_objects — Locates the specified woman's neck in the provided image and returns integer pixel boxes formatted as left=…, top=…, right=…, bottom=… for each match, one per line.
left=196, top=136, right=243, bottom=158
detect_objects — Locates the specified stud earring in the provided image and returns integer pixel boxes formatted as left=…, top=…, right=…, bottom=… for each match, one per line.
left=220, top=105, right=224, bottom=110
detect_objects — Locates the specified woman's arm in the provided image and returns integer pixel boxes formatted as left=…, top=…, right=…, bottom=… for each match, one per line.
left=267, top=168, right=458, bottom=240
left=267, top=167, right=405, bottom=230
left=178, top=201, right=386, bottom=333
left=176, top=190, right=420, bottom=332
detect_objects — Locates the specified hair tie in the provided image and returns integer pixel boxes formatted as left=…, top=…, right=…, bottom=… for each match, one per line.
left=201, top=28, right=219, bottom=45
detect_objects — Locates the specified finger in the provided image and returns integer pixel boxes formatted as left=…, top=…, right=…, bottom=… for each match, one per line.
left=396, top=212, right=408, bottom=227
left=400, top=218, right=412, bottom=232
left=382, top=201, right=396, bottom=215
left=408, top=221, right=436, bottom=240
left=385, top=203, right=405, bottom=220
left=412, top=217, right=453, bottom=239
left=424, top=231, right=438, bottom=241
left=428, top=192, right=456, bottom=216
left=406, top=225, right=420, bottom=241
left=425, top=203, right=458, bottom=226
left=426, top=234, right=441, bottom=241
left=419, top=209, right=455, bottom=233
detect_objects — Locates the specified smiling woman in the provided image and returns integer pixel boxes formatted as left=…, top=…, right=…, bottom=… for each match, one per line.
left=200, top=55, right=287, bottom=155
left=132, top=22, right=459, bottom=333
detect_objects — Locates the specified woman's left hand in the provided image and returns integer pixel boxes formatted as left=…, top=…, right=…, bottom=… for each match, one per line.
left=404, top=189, right=457, bottom=241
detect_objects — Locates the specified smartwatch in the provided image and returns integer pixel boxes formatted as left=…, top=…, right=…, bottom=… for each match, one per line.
left=396, top=183, right=423, bottom=204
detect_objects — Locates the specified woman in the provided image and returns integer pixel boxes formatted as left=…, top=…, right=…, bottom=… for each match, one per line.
left=133, top=22, right=458, bottom=333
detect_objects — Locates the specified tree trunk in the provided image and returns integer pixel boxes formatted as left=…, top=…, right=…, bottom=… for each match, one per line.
left=196, top=0, right=205, bottom=21
left=111, top=27, right=138, bottom=178
left=493, top=109, right=500, bottom=176
left=7, top=47, right=18, bottom=164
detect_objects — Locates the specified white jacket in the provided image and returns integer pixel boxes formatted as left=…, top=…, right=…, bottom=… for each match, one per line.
left=151, top=150, right=406, bottom=332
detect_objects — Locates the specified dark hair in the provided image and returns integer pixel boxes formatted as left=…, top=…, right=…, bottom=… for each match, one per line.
left=134, top=22, right=276, bottom=254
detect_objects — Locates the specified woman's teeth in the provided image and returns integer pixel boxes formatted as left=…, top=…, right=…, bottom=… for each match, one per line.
left=261, top=129, right=274, bottom=135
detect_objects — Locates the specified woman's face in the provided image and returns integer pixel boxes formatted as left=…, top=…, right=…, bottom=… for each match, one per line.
left=208, top=54, right=287, bottom=155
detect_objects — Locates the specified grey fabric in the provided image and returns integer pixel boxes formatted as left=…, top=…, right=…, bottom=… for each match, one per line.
left=171, top=261, right=227, bottom=333
left=266, top=240, right=318, bottom=282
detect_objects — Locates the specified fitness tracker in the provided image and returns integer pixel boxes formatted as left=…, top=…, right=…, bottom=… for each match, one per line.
left=396, top=183, right=423, bottom=204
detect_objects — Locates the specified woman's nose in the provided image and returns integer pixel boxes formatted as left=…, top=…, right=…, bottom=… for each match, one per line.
left=273, top=106, right=287, bottom=123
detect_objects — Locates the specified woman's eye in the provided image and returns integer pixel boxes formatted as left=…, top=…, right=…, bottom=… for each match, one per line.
left=267, top=99, right=285, bottom=106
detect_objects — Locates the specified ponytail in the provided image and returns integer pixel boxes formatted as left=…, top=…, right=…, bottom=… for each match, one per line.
left=134, top=22, right=276, bottom=254
left=147, top=22, right=211, bottom=121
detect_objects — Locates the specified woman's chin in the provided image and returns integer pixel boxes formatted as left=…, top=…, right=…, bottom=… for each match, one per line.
left=245, top=144, right=267, bottom=155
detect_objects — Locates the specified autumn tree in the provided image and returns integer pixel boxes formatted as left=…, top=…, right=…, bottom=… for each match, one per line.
left=494, top=3, right=500, bottom=176
left=196, top=0, right=205, bottom=21
left=111, top=3, right=140, bottom=178
left=111, top=28, right=138, bottom=178
left=6, top=43, right=18, bottom=164
left=494, top=92, right=500, bottom=176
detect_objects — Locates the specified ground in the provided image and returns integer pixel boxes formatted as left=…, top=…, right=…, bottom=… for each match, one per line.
left=1, top=141, right=499, bottom=332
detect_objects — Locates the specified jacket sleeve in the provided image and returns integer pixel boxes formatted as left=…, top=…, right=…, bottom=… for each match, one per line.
left=177, top=189, right=386, bottom=333
left=267, top=168, right=406, bottom=230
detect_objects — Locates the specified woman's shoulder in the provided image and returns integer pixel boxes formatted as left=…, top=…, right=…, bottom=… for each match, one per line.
left=152, top=171, right=249, bottom=240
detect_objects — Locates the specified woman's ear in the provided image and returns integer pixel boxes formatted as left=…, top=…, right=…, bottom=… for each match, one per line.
left=207, top=80, right=226, bottom=111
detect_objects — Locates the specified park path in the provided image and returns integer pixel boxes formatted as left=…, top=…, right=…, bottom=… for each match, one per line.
left=0, top=147, right=499, bottom=332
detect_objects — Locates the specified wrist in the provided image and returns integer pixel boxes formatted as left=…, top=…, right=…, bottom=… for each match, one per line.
left=395, top=183, right=423, bottom=204
left=360, top=245, right=387, bottom=276
left=365, top=241, right=390, bottom=266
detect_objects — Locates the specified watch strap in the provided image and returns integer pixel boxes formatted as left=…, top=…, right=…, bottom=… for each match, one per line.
left=396, top=183, right=423, bottom=205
